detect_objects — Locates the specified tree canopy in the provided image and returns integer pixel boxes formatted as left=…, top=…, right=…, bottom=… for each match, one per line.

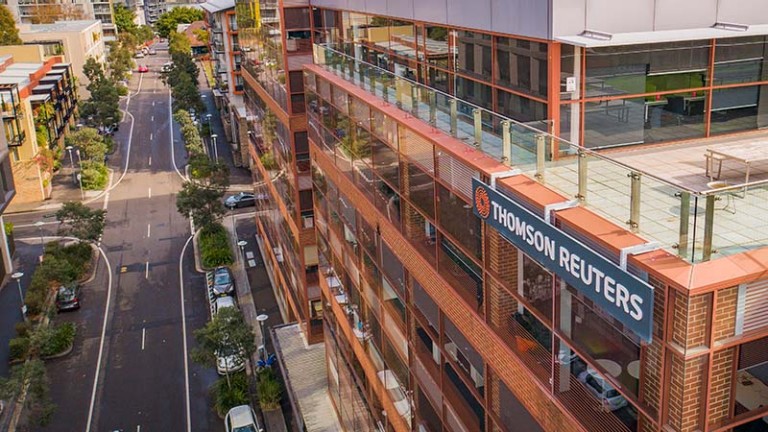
left=65, top=128, right=108, bottom=162
left=113, top=4, right=137, bottom=34
left=0, top=5, right=21, bottom=46
left=156, top=7, right=204, bottom=39
left=192, top=307, right=255, bottom=384
left=171, top=72, right=203, bottom=113
left=176, top=181, right=227, bottom=229
left=168, top=30, right=191, bottom=56
left=80, top=57, right=121, bottom=128
left=56, top=201, right=107, bottom=243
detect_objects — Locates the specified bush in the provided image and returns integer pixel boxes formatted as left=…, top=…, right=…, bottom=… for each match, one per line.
left=212, top=372, right=249, bottom=417
left=199, top=223, right=233, bottom=268
left=9, top=337, right=30, bottom=362
left=47, top=242, right=92, bottom=279
left=25, top=287, right=47, bottom=316
left=260, top=151, right=277, bottom=170
left=80, top=161, right=109, bottom=190
left=40, top=323, right=76, bottom=357
left=256, top=369, right=282, bottom=410
left=117, top=85, right=129, bottom=96
left=15, top=321, right=32, bottom=337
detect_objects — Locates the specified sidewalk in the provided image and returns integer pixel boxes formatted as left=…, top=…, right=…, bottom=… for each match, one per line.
left=5, top=165, right=101, bottom=214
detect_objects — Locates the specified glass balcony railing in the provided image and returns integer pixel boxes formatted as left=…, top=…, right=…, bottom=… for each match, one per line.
left=312, top=43, right=768, bottom=264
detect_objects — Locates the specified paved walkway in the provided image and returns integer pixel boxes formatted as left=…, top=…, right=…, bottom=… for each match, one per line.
left=272, top=323, right=343, bottom=432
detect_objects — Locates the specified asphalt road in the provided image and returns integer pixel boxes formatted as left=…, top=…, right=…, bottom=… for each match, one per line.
left=3, top=44, right=224, bottom=432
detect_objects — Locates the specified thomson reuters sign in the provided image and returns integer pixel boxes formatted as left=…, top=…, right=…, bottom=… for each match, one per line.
left=472, top=179, right=654, bottom=342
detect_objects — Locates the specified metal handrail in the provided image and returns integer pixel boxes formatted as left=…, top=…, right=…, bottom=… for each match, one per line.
left=316, top=43, right=768, bottom=197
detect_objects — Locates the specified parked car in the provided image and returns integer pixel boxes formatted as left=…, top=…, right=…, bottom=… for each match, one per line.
left=213, top=295, right=236, bottom=315
left=55, top=284, right=81, bottom=311
left=225, top=192, right=258, bottom=209
left=134, top=52, right=145, bottom=58
left=212, top=266, right=235, bottom=296
left=162, top=62, right=173, bottom=72
left=216, top=347, right=246, bottom=375
left=148, top=48, right=157, bottom=55
left=137, top=65, right=149, bottom=73
left=225, top=405, right=263, bottom=432
left=577, top=369, right=628, bottom=411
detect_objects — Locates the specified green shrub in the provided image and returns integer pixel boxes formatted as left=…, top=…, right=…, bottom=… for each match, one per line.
left=40, top=323, right=76, bottom=357
left=80, top=161, right=109, bottom=190
left=9, top=337, right=30, bottom=361
left=117, top=85, right=129, bottom=96
left=4, top=222, right=12, bottom=236
left=260, top=151, right=278, bottom=170
left=25, top=285, right=48, bottom=316
left=36, top=255, right=78, bottom=286
left=212, top=372, right=249, bottom=417
left=199, top=223, right=233, bottom=268
left=256, top=369, right=282, bottom=410
left=15, top=321, right=32, bottom=337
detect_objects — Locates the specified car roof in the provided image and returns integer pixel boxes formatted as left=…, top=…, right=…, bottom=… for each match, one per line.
left=228, top=405, right=256, bottom=427
left=216, top=296, right=235, bottom=310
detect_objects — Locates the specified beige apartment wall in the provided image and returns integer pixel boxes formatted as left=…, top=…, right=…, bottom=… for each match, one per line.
left=0, top=45, right=45, bottom=63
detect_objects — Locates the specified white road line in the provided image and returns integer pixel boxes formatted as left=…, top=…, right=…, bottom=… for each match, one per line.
left=141, top=328, right=146, bottom=350
left=148, top=187, right=152, bottom=199
left=148, top=156, right=152, bottom=166
left=151, top=115, right=154, bottom=122
left=149, top=132, right=153, bottom=141
left=179, top=235, right=194, bottom=432
left=85, top=243, right=113, bottom=432
left=15, top=221, right=60, bottom=228
left=145, top=261, right=149, bottom=279
left=102, top=192, right=109, bottom=211
left=147, top=224, right=151, bottom=238
left=137, top=425, right=141, bottom=432
left=152, top=101, right=155, bottom=107
left=169, top=91, right=186, bottom=181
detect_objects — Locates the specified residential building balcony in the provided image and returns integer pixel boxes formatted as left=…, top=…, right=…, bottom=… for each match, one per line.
left=211, top=24, right=224, bottom=34
left=311, top=43, right=768, bottom=264
left=5, top=129, right=25, bottom=147
left=1, top=102, right=21, bottom=119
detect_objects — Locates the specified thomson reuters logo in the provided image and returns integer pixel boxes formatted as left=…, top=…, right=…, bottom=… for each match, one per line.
left=475, top=186, right=491, bottom=219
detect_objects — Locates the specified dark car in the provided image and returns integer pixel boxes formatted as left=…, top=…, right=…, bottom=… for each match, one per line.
left=56, top=284, right=81, bottom=312
left=212, top=266, right=234, bottom=296
left=225, top=192, right=258, bottom=209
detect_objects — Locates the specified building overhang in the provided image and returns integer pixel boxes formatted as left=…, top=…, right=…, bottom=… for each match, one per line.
left=557, top=23, right=768, bottom=47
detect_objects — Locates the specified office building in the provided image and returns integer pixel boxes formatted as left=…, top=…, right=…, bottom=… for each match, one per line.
left=17, top=20, right=107, bottom=98
left=235, top=0, right=768, bottom=431
left=0, top=55, right=77, bottom=207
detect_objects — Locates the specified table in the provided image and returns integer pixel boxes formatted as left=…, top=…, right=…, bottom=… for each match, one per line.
left=595, top=359, right=622, bottom=378
left=627, top=360, right=640, bottom=379
left=706, top=142, right=768, bottom=184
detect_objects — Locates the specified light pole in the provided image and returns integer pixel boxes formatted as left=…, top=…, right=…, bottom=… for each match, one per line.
left=210, top=133, right=218, bottom=161
left=11, top=272, right=27, bottom=322
left=34, top=221, right=44, bottom=259
left=237, top=240, right=247, bottom=264
left=256, top=314, right=268, bottom=361
left=65, top=145, right=75, bottom=184
left=76, top=173, right=85, bottom=200
left=205, top=113, right=212, bottom=138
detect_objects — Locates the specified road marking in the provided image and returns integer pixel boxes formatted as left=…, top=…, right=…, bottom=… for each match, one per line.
left=137, top=426, right=141, bottom=432
left=141, top=328, right=146, bottom=350
left=145, top=261, right=149, bottom=278
left=147, top=223, right=151, bottom=238
left=152, top=101, right=155, bottom=107
left=150, top=132, right=153, bottom=141
left=148, top=156, right=152, bottom=166
left=85, top=244, right=113, bottom=432
left=148, top=187, right=152, bottom=199
left=151, top=115, right=154, bottom=122
left=179, top=235, right=194, bottom=432
left=102, top=192, right=109, bottom=211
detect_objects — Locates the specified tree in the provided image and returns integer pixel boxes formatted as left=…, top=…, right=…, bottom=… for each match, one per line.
left=0, top=360, right=55, bottom=426
left=192, top=28, right=209, bottom=46
left=192, top=307, right=255, bottom=387
left=55, top=201, right=107, bottom=243
left=135, top=25, right=155, bottom=44
left=168, top=30, right=191, bottom=56
left=107, top=40, right=134, bottom=82
left=169, top=51, right=199, bottom=85
left=113, top=4, right=137, bottom=34
left=171, top=72, right=203, bottom=114
left=80, top=75, right=120, bottom=129
left=156, top=7, right=204, bottom=39
left=0, top=4, right=21, bottom=46
left=176, top=181, right=227, bottom=229
left=65, top=128, right=107, bottom=162
left=189, top=154, right=230, bottom=186
left=83, top=56, right=106, bottom=86
left=29, top=3, right=85, bottom=24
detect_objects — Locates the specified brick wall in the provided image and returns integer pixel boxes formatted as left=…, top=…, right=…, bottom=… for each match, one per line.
left=488, top=278, right=518, bottom=332
left=671, top=293, right=711, bottom=351
left=666, top=354, right=706, bottom=432
left=486, top=228, right=517, bottom=287
left=713, top=286, right=738, bottom=342
left=708, top=347, right=736, bottom=426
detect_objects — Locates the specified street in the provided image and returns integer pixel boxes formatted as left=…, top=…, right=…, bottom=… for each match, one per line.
left=4, top=44, right=225, bottom=432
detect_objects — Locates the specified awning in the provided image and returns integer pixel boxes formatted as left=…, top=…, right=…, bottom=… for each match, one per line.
left=557, top=23, right=768, bottom=47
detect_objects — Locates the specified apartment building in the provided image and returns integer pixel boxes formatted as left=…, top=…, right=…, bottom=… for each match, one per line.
left=233, top=0, right=768, bottom=431
left=0, top=99, right=16, bottom=282
left=0, top=55, right=77, bottom=207
left=237, top=0, right=319, bottom=342
left=18, top=20, right=107, bottom=98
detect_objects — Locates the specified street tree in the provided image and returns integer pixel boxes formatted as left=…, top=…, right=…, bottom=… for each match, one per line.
left=168, top=30, right=191, bottom=56
left=0, top=5, right=22, bottom=46
left=134, top=25, right=155, bottom=44
left=167, top=53, right=199, bottom=87
left=191, top=307, right=255, bottom=387
left=189, top=154, right=230, bottom=187
left=171, top=72, right=203, bottom=113
left=156, top=7, right=204, bottom=39
left=82, top=56, right=106, bottom=86
left=56, top=201, right=107, bottom=243
left=0, top=359, right=55, bottom=426
left=28, top=3, right=85, bottom=24
left=65, top=128, right=107, bottom=162
left=176, top=181, right=227, bottom=229
left=113, top=4, right=137, bottom=34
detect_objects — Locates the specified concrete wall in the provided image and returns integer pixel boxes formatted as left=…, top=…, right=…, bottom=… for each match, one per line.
left=552, top=0, right=768, bottom=38
left=310, top=0, right=551, bottom=40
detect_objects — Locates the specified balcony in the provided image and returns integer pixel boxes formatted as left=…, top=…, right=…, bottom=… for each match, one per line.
left=312, top=43, right=768, bottom=264
left=1, top=102, right=20, bottom=119
left=211, top=24, right=223, bottom=34
left=5, top=129, right=25, bottom=147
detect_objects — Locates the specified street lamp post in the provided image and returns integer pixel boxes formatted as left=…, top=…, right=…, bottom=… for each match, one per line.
left=76, top=173, right=85, bottom=200
left=256, top=314, right=269, bottom=361
left=210, top=134, right=218, bottom=161
left=237, top=240, right=247, bottom=264
left=34, top=221, right=44, bottom=259
left=65, top=145, right=76, bottom=184
left=11, top=272, right=27, bottom=322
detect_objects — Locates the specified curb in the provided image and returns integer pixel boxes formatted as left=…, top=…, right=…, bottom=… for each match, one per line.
left=192, top=230, right=205, bottom=273
left=41, top=340, right=75, bottom=361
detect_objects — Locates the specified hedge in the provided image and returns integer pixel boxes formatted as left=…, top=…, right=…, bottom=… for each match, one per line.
left=212, top=372, right=249, bottom=417
left=80, top=161, right=109, bottom=190
left=25, top=242, right=92, bottom=315
left=199, top=223, right=234, bottom=268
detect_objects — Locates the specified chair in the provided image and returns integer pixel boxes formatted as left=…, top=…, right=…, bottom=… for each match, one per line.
left=705, top=152, right=726, bottom=180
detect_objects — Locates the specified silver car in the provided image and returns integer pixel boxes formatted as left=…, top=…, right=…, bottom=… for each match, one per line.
left=212, top=266, right=234, bottom=296
left=225, top=405, right=263, bottom=432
